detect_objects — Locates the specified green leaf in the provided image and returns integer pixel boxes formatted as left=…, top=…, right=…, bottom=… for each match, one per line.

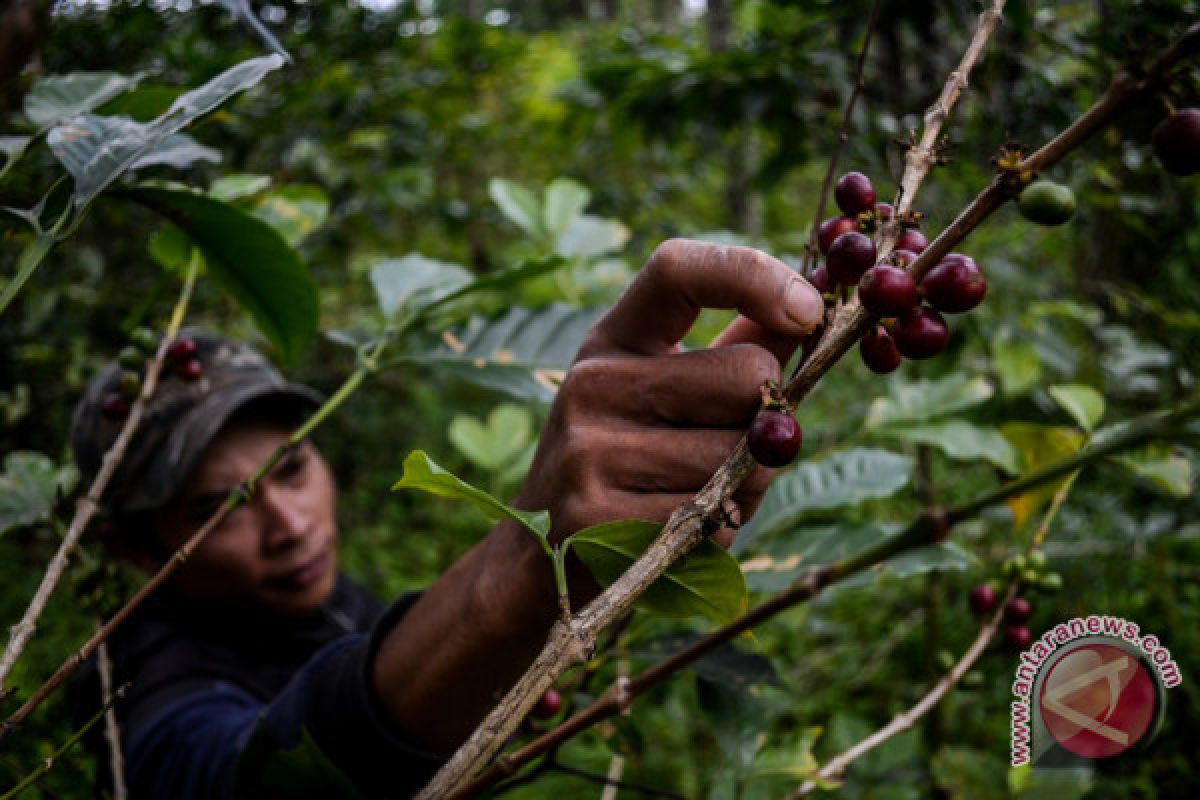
left=25, top=71, right=144, bottom=129
left=542, top=177, right=590, bottom=238
left=0, top=136, right=31, bottom=167
left=555, top=214, right=630, bottom=259
left=210, top=173, right=271, bottom=202
left=738, top=448, right=913, bottom=547
left=146, top=223, right=194, bottom=273
left=741, top=522, right=893, bottom=591
left=47, top=55, right=284, bottom=208
left=571, top=520, right=747, bottom=623
left=865, top=375, right=995, bottom=428
left=877, top=541, right=977, bottom=579
left=250, top=185, right=329, bottom=247
left=877, top=420, right=1020, bottom=474
left=1047, top=384, right=1105, bottom=432
left=95, top=85, right=185, bottom=122
left=489, top=178, right=543, bottom=239
left=448, top=404, right=533, bottom=471
left=1112, top=446, right=1193, bottom=497
left=126, top=186, right=317, bottom=361
left=369, top=253, right=472, bottom=319
left=394, top=304, right=603, bottom=403
left=993, top=339, right=1042, bottom=396
left=0, top=453, right=78, bottom=536
left=392, top=450, right=550, bottom=541
left=1000, top=423, right=1085, bottom=529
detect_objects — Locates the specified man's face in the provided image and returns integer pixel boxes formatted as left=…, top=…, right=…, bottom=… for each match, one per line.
left=151, top=417, right=339, bottom=617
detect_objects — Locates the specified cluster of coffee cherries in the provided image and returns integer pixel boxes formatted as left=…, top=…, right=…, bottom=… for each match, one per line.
left=810, top=171, right=987, bottom=375
left=968, top=551, right=1061, bottom=651
left=100, top=331, right=203, bottom=421
left=969, top=585, right=1035, bottom=650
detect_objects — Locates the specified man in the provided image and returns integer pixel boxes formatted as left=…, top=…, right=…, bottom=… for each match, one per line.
left=69, top=239, right=824, bottom=798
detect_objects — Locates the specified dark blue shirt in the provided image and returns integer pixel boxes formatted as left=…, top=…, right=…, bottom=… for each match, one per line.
left=70, top=576, right=445, bottom=798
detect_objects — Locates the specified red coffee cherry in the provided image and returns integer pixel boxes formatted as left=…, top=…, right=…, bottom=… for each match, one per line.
left=968, top=584, right=997, bottom=617
left=101, top=392, right=130, bottom=421
left=858, top=264, right=918, bottom=316
left=817, top=215, right=858, bottom=255
left=921, top=254, right=986, bottom=313
left=892, top=306, right=949, bottom=359
left=747, top=411, right=802, bottom=467
left=1004, top=596, right=1033, bottom=625
left=895, top=228, right=929, bottom=254
left=827, top=231, right=876, bottom=286
left=859, top=325, right=902, bottom=374
left=875, top=202, right=894, bottom=224
left=1004, top=625, right=1033, bottom=650
left=177, top=358, right=204, bottom=381
left=533, top=688, right=562, bottom=719
left=167, top=336, right=198, bottom=363
left=1152, top=108, right=1200, bottom=176
left=810, top=264, right=831, bottom=294
left=835, top=171, right=877, bottom=216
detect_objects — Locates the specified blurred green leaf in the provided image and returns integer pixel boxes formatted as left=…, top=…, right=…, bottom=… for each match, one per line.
left=865, top=375, right=995, bottom=428
left=542, top=177, right=590, bottom=237
left=0, top=452, right=78, bottom=536
left=126, top=186, right=317, bottom=361
left=1048, top=384, right=1105, bottom=432
left=739, top=449, right=913, bottom=547
left=555, top=214, right=630, bottom=258
left=146, top=223, right=194, bottom=273
left=1001, top=423, right=1086, bottom=529
left=369, top=253, right=472, bottom=319
left=47, top=55, right=284, bottom=207
left=1112, top=446, right=1193, bottom=496
left=210, top=173, right=271, bottom=202
left=448, top=404, right=532, bottom=471
left=25, top=71, right=144, bottom=129
left=394, top=304, right=602, bottom=403
left=571, top=520, right=747, bottom=623
left=489, top=178, right=543, bottom=239
left=250, top=185, right=329, bottom=247
left=877, top=420, right=1020, bottom=473
left=392, top=449, right=550, bottom=540
left=993, top=339, right=1042, bottom=396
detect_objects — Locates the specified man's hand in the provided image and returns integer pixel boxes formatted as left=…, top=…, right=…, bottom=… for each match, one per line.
left=374, top=239, right=823, bottom=753
left=515, top=238, right=824, bottom=551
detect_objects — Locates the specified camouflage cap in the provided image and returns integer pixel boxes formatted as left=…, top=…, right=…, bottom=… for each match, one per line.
left=71, top=328, right=323, bottom=516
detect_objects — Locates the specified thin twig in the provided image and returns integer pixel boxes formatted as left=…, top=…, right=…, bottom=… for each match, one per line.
left=801, top=0, right=884, bottom=277
left=0, top=684, right=129, bottom=800
left=96, top=638, right=127, bottom=800
left=449, top=396, right=1197, bottom=798
left=0, top=251, right=201, bottom=688
left=0, top=753, right=61, bottom=800
left=790, top=476, right=1076, bottom=796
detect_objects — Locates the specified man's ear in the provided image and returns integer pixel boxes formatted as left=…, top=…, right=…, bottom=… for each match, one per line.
left=96, top=518, right=165, bottom=573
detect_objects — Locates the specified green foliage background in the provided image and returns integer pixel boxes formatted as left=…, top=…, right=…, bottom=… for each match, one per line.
left=1, top=0, right=1199, bottom=797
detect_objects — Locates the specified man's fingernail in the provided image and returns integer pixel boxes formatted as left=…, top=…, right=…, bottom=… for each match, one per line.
left=784, top=275, right=823, bottom=333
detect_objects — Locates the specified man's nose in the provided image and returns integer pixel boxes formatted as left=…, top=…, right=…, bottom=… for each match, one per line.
left=257, top=484, right=309, bottom=552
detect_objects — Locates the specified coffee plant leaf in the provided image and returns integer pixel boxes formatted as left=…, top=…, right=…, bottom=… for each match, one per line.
left=392, top=449, right=551, bottom=542
left=571, top=520, right=747, bottom=623
left=1047, top=384, right=1106, bottom=432
left=125, top=186, right=317, bottom=361
left=25, top=71, right=144, bottom=129
left=737, top=449, right=913, bottom=549
left=865, top=374, right=995, bottom=428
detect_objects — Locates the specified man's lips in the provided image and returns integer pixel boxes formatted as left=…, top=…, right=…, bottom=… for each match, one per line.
left=267, top=548, right=331, bottom=589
